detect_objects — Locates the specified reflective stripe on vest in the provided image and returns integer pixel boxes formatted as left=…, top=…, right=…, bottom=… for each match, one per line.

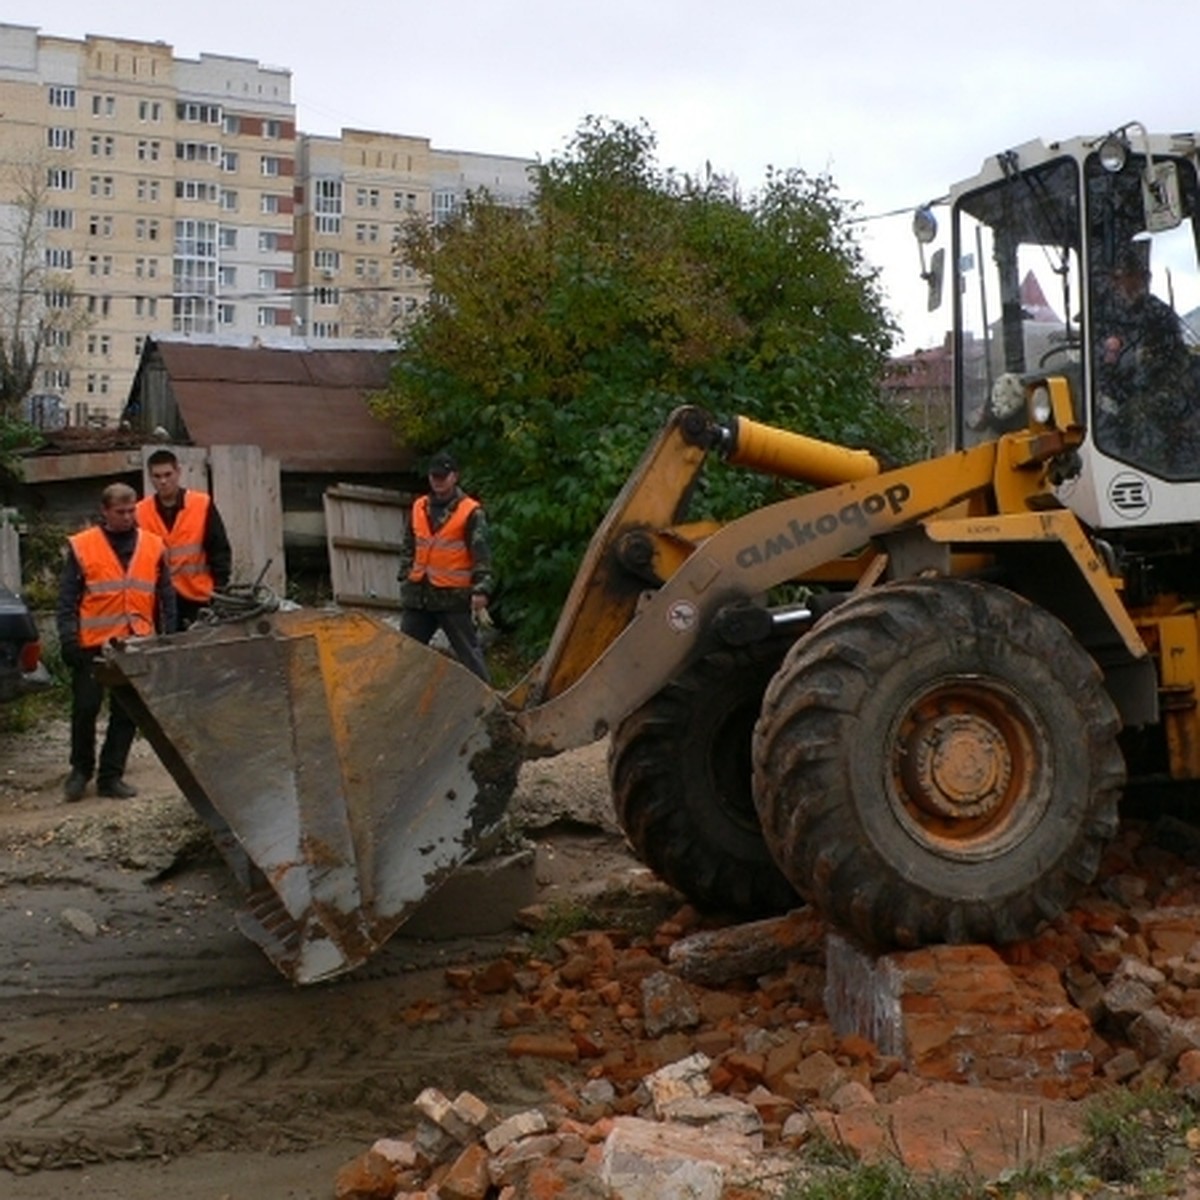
left=135, top=490, right=215, bottom=602
left=408, top=494, right=479, bottom=589
left=69, top=526, right=163, bottom=648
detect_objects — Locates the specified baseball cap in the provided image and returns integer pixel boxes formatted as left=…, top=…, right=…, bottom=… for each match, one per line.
left=427, top=451, right=458, bottom=476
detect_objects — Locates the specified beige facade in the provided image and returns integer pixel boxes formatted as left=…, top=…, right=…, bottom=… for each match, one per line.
left=0, top=23, right=533, bottom=423
left=293, top=131, right=534, bottom=341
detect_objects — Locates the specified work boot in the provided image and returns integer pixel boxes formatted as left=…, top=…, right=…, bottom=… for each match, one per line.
left=63, top=770, right=89, bottom=802
left=97, top=778, right=138, bottom=799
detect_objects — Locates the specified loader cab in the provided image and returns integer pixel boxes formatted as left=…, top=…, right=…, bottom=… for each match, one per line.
left=945, top=128, right=1200, bottom=533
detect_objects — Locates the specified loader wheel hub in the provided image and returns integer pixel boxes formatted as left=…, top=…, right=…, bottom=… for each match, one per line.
left=903, top=713, right=1010, bottom=820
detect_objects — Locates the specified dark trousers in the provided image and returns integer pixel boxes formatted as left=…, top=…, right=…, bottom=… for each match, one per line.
left=400, top=608, right=491, bottom=683
left=70, top=656, right=137, bottom=785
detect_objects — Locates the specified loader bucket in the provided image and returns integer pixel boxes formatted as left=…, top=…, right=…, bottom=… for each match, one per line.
left=100, top=609, right=523, bottom=984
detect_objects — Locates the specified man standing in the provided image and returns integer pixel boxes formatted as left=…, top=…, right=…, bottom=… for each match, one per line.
left=57, top=482, right=176, bottom=802
left=135, top=449, right=232, bottom=628
left=398, top=451, right=493, bottom=682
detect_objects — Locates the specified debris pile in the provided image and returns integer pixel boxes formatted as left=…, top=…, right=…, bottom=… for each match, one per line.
left=334, top=813, right=1200, bottom=1197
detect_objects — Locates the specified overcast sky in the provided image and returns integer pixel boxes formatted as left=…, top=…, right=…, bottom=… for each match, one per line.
left=5, top=0, right=1200, bottom=348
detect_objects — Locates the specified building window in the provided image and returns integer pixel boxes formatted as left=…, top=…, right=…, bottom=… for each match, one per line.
left=314, top=286, right=339, bottom=306
left=221, top=150, right=239, bottom=173
left=44, top=247, right=73, bottom=269
left=311, top=321, right=340, bottom=338
left=176, top=180, right=218, bottom=202
left=43, top=368, right=71, bottom=390
left=48, top=127, right=75, bottom=151
left=223, top=114, right=241, bottom=136
left=356, top=187, right=380, bottom=209
left=86, top=254, right=113, bottom=277
left=134, top=335, right=145, bottom=359
left=258, top=230, right=281, bottom=252
left=87, top=333, right=112, bottom=357
left=45, top=208, right=74, bottom=230
left=220, top=189, right=237, bottom=211
left=91, top=94, right=116, bottom=117
left=44, top=327, right=72, bottom=348
left=47, top=168, right=75, bottom=191
left=257, top=307, right=275, bottom=327
left=219, top=265, right=236, bottom=288
left=135, top=218, right=161, bottom=241
left=355, top=223, right=379, bottom=244
left=138, top=99, right=162, bottom=122
left=87, top=214, right=114, bottom=238
left=314, top=178, right=342, bottom=234
left=89, top=134, right=116, bottom=158
left=433, top=191, right=459, bottom=224
left=137, top=139, right=161, bottom=162
left=176, top=141, right=219, bottom=163
left=177, top=101, right=221, bottom=124
left=219, top=227, right=238, bottom=250
left=218, top=303, right=236, bottom=325
left=136, top=178, right=161, bottom=203
left=260, top=156, right=281, bottom=177
left=89, top=175, right=115, bottom=198
left=258, top=269, right=279, bottom=289
left=135, top=257, right=159, bottom=279
left=314, top=249, right=340, bottom=273
left=45, top=290, right=73, bottom=310
left=260, top=194, right=281, bottom=214
left=263, top=119, right=282, bottom=140
left=85, top=373, right=111, bottom=395
left=87, top=295, right=111, bottom=317
left=135, top=296, right=159, bottom=318
left=48, top=85, right=77, bottom=108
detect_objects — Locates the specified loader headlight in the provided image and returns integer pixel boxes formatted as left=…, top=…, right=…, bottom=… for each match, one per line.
left=1098, top=134, right=1128, bottom=173
left=1029, top=384, right=1053, bottom=425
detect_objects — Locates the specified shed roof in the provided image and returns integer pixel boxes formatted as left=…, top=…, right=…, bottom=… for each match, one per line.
left=138, top=336, right=413, bottom=473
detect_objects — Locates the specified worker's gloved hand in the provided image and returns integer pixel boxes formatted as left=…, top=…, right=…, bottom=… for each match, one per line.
left=60, top=641, right=88, bottom=669
left=473, top=605, right=494, bottom=630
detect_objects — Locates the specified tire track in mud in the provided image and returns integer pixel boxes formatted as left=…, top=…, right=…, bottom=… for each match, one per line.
left=0, top=973, right=533, bottom=1174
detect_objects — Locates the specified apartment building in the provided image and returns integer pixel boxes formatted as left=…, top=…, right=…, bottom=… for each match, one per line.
left=294, top=131, right=535, bottom=340
left=0, top=23, right=534, bottom=423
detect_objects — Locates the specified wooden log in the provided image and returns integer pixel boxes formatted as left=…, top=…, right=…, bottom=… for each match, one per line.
left=666, top=908, right=825, bottom=987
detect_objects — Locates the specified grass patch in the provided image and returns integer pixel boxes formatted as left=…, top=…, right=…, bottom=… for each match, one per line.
left=527, top=898, right=600, bottom=956
left=778, top=1086, right=1200, bottom=1200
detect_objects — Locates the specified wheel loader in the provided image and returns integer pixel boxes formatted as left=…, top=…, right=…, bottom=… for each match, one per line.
left=103, top=122, right=1200, bottom=982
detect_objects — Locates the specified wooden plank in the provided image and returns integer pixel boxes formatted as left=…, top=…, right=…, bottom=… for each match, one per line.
left=325, top=484, right=411, bottom=507
left=20, top=448, right=143, bottom=483
left=324, top=482, right=407, bottom=609
left=333, top=592, right=403, bottom=611
left=330, top=535, right=405, bottom=554
left=209, top=444, right=286, bottom=596
left=0, top=511, right=20, bottom=590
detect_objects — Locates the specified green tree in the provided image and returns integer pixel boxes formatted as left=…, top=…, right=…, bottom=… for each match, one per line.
left=372, top=117, right=914, bottom=651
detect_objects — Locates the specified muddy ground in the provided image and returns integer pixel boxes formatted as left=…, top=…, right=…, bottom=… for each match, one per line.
left=0, top=714, right=658, bottom=1199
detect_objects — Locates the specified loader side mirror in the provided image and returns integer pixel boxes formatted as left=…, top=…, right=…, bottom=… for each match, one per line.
left=1143, top=159, right=1183, bottom=233
left=913, top=206, right=944, bottom=310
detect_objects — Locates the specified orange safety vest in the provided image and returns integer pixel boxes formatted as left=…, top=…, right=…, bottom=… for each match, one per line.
left=408, top=494, right=480, bottom=590
left=69, top=525, right=164, bottom=648
left=135, top=491, right=215, bottom=602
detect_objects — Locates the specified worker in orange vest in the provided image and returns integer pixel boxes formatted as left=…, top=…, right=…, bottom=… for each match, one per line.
left=397, top=451, right=493, bottom=682
left=135, top=449, right=232, bottom=628
left=56, top=482, right=176, bottom=802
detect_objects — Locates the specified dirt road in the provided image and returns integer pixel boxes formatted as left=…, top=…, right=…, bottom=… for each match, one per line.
left=0, top=717, right=640, bottom=1199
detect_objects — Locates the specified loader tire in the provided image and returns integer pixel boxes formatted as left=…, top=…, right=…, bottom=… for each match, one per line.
left=752, top=578, right=1125, bottom=951
left=609, top=642, right=801, bottom=917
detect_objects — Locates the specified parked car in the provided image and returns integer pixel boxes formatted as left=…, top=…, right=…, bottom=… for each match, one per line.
left=0, top=583, right=51, bottom=704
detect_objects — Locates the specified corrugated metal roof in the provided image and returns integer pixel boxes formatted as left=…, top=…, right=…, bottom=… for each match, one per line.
left=151, top=339, right=414, bottom=473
